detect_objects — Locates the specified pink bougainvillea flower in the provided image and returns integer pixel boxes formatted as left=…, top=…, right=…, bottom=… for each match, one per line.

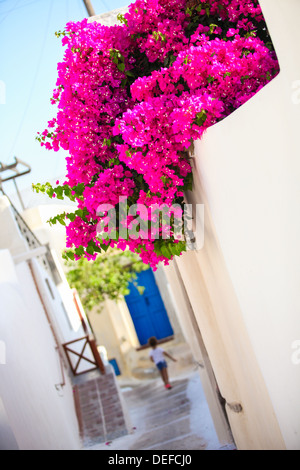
left=37, top=0, right=279, bottom=269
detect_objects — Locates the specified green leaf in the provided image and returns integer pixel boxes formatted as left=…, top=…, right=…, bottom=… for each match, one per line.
left=72, top=183, right=85, bottom=197
left=54, top=186, right=64, bottom=200
left=172, top=242, right=186, bottom=257
left=66, top=213, right=76, bottom=222
left=183, top=172, right=193, bottom=191
left=75, top=246, right=85, bottom=257
left=117, top=13, right=128, bottom=25
left=161, top=245, right=173, bottom=260
left=102, top=138, right=112, bottom=147
left=117, top=62, right=125, bottom=72
left=47, top=213, right=67, bottom=226
left=137, top=286, right=145, bottom=295
left=32, top=182, right=83, bottom=203
left=194, top=110, right=207, bottom=127
left=86, top=245, right=95, bottom=255
left=209, top=24, right=218, bottom=35
left=66, top=251, right=75, bottom=261
left=99, top=241, right=110, bottom=252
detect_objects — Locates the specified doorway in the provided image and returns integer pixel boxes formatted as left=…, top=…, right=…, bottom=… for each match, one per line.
left=125, top=269, right=174, bottom=346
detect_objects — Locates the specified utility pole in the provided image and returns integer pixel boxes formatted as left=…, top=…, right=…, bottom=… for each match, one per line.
left=83, top=0, right=96, bottom=17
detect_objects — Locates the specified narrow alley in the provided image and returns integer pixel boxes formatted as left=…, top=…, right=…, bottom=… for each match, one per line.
left=86, top=370, right=235, bottom=451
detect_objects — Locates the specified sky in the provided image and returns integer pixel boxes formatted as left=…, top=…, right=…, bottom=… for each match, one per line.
left=0, top=0, right=128, bottom=204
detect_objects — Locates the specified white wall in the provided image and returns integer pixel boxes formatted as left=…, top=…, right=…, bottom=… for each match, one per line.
left=0, top=250, right=81, bottom=450
left=183, top=0, right=300, bottom=449
left=89, top=6, right=129, bottom=26
left=163, top=262, right=233, bottom=446
left=22, top=204, right=92, bottom=343
left=0, top=387, right=19, bottom=450
left=0, top=196, right=90, bottom=345
left=0, top=197, right=28, bottom=256
left=22, top=204, right=74, bottom=271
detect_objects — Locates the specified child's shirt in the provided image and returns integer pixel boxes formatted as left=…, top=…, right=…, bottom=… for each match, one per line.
left=149, top=347, right=165, bottom=365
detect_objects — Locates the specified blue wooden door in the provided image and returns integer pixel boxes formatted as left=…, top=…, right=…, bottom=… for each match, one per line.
left=125, top=269, right=174, bottom=346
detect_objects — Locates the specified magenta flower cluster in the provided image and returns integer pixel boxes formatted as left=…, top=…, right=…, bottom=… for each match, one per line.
left=38, top=0, right=279, bottom=269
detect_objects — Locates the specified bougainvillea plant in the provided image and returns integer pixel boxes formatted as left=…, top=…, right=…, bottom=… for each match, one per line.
left=34, top=0, right=279, bottom=270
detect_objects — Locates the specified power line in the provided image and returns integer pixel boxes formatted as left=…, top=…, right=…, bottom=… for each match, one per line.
left=0, top=0, right=43, bottom=17
left=0, top=0, right=20, bottom=26
left=6, top=0, right=54, bottom=164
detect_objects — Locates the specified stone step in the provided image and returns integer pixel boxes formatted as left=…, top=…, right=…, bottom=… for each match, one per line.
left=73, top=370, right=130, bottom=448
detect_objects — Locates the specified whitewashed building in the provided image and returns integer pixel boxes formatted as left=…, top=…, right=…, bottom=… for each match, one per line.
left=0, top=193, right=130, bottom=449
left=164, top=0, right=300, bottom=451
left=0, top=195, right=83, bottom=449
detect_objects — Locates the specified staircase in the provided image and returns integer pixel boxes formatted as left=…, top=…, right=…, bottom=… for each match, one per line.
left=73, top=368, right=130, bottom=448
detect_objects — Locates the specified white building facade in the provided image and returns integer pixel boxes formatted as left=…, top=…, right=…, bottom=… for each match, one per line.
left=0, top=195, right=88, bottom=449
left=165, top=0, right=300, bottom=450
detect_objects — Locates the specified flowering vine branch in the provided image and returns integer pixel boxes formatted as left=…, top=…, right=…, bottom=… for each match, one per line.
left=34, top=0, right=279, bottom=269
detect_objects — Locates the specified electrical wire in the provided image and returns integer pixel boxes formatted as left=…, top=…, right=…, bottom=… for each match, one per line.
left=0, top=0, right=44, bottom=17
left=51, top=0, right=70, bottom=182
left=5, top=0, right=54, bottom=164
left=0, top=0, right=20, bottom=26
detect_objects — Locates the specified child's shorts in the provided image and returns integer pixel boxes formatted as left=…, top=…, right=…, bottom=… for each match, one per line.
left=156, top=361, right=168, bottom=371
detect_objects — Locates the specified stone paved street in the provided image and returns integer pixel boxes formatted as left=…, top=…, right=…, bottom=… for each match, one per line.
left=86, top=371, right=235, bottom=451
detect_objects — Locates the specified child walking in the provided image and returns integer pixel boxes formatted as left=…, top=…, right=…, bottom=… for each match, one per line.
left=148, top=336, right=177, bottom=389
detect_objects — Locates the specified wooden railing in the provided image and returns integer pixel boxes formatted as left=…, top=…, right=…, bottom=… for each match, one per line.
left=62, top=336, right=105, bottom=376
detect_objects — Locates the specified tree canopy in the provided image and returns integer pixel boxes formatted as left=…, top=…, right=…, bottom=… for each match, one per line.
left=65, top=249, right=149, bottom=312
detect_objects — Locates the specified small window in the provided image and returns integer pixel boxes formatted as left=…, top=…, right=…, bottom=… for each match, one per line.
left=60, top=302, right=73, bottom=330
left=45, top=248, right=62, bottom=286
left=45, top=278, right=55, bottom=300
